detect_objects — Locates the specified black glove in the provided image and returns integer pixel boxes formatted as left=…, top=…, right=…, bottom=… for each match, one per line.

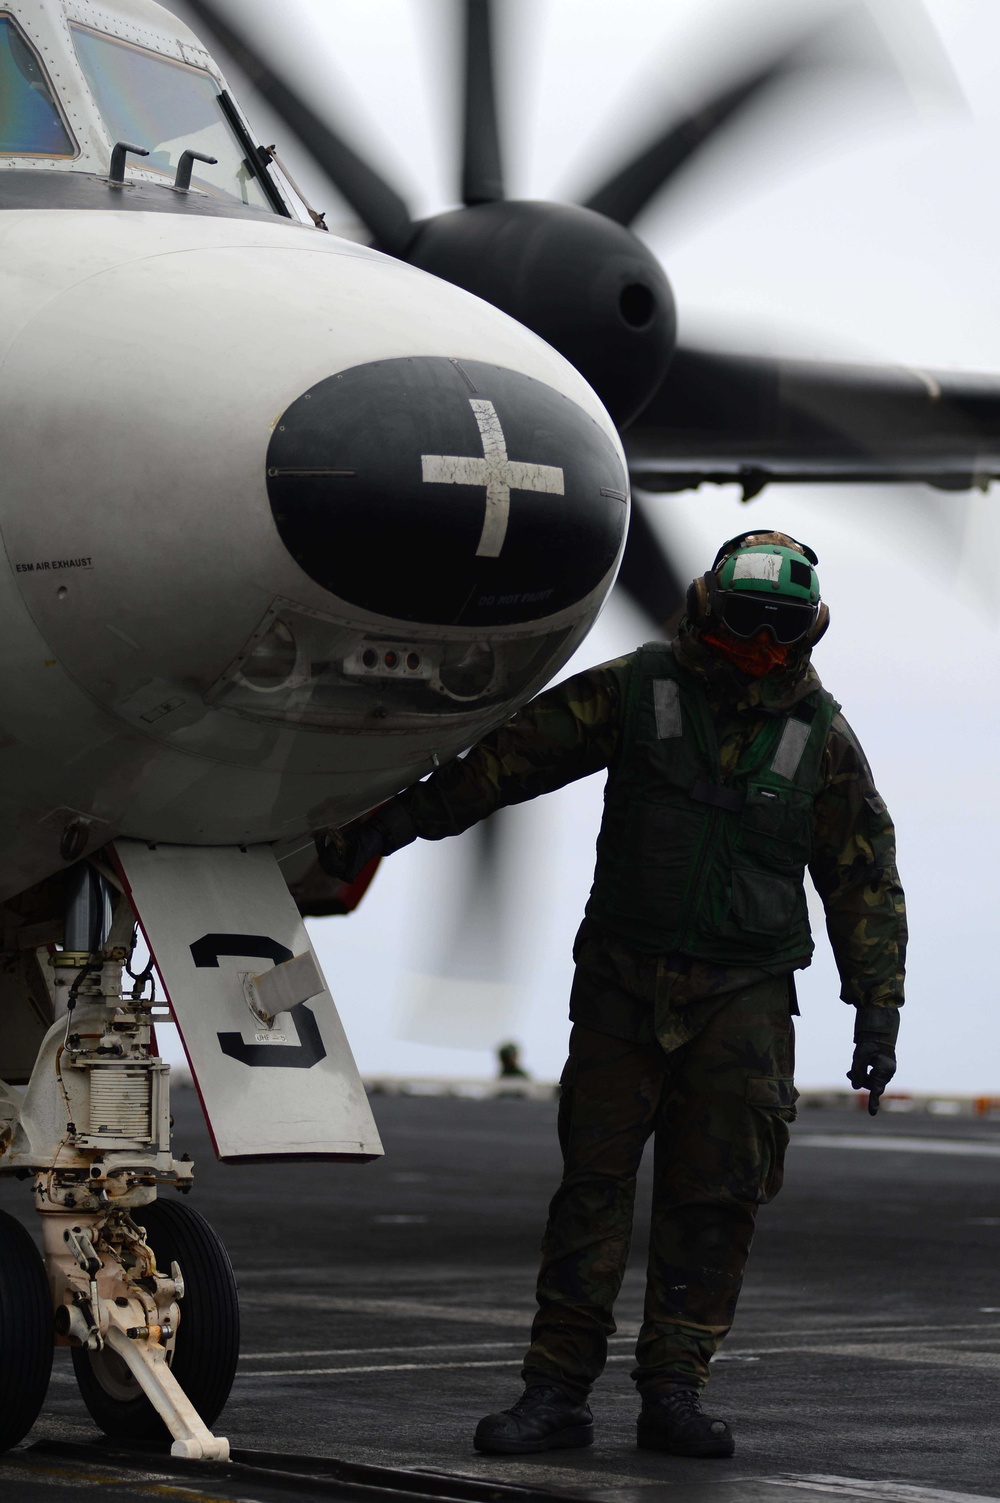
left=847, top=1004, right=899, bottom=1116
left=315, top=801, right=418, bottom=883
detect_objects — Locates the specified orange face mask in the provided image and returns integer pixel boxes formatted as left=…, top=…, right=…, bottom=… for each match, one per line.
left=702, top=628, right=791, bottom=678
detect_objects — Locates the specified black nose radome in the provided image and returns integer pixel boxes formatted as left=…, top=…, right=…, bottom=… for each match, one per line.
left=266, top=357, right=628, bottom=627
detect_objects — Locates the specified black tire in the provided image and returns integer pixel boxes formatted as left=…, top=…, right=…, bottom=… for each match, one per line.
left=72, top=1197, right=239, bottom=1443
left=0, top=1209, right=53, bottom=1452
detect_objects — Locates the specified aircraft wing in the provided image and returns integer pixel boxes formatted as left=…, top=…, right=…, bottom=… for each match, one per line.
left=624, top=346, right=1000, bottom=499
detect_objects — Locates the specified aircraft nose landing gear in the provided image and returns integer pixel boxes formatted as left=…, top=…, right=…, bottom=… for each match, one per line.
left=0, top=867, right=237, bottom=1459
left=2, top=838, right=381, bottom=1458
left=68, top=1198, right=238, bottom=1456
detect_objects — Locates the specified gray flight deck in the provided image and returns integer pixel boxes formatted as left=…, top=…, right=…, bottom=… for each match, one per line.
left=2, top=1087, right=1000, bottom=1502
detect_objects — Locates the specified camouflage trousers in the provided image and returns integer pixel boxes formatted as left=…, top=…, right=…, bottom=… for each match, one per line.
left=522, top=976, right=797, bottom=1399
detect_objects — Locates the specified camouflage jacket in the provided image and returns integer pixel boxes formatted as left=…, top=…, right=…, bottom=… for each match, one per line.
left=395, top=624, right=907, bottom=1049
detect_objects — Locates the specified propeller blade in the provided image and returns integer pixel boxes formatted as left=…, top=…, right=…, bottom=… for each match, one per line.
left=581, top=8, right=905, bottom=228
left=185, top=0, right=415, bottom=255
left=617, top=497, right=687, bottom=629
left=399, top=811, right=522, bottom=1051
left=583, top=59, right=796, bottom=227
left=622, top=346, right=1000, bottom=498
left=462, top=0, right=504, bottom=205
left=439, top=810, right=505, bottom=979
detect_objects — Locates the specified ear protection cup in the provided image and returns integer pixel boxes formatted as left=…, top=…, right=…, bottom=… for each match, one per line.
left=686, top=575, right=712, bottom=625
left=807, top=601, right=830, bottom=645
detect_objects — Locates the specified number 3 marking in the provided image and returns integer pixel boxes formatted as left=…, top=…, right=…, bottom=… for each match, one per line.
left=190, top=932, right=328, bottom=1070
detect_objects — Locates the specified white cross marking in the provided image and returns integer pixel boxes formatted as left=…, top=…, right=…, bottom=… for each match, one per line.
left=420, top=398, right=565, bottom=558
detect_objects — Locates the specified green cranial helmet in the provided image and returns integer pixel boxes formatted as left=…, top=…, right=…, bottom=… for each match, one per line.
left=710, top=531, right=823, bottom=644
left=717, top=545, right=820, bottom=604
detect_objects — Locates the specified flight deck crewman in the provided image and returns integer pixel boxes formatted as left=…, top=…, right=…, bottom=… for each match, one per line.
left=316, top=531, right=906, bottom=1461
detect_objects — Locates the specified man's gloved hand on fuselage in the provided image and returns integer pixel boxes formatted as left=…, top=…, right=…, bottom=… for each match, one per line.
left=848, top=1003, right=900, bottom=1116
left=315, top=800, right=418, bottom=884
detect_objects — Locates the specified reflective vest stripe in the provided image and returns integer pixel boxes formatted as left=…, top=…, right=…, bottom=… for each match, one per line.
left=653, top=678, right=682, bottom=738
left=771, top=718, right=812, bottom=780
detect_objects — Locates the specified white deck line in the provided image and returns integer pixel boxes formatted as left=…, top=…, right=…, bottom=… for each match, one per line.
left=794, top=1133, right=1000, bottom=1156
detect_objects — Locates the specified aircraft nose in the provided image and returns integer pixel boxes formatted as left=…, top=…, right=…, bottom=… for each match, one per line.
left=266, top=356, right=628, bottom=626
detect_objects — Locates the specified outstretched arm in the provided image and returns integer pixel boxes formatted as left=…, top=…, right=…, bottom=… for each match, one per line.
left=317, top=657, right=630, bottom=878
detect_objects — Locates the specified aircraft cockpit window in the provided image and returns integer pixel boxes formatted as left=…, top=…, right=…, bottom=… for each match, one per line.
left=70, top=25, right=273, bottom=209
left=0, top=16, right=76, bottom=157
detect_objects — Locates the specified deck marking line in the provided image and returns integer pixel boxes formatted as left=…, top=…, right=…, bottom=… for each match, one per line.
left=238, top=1292, right=532, bottom=1324
left=238, top=1339, right=1000, bottom=1379
left=239, top=1320, right=1000, bottom=1365
left=240, top=1357, right=523, bottom=1378
left=773, top=1475, right=999, bottom=1503
left=240, top=1339, right=527, bottom=1361
left=797, top=1342, right=1000, bottom=1372
left=795, top=1133, right=1000, bottom=1157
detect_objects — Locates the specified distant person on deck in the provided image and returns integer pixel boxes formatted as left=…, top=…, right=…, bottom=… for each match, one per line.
left=317, top=531, right=906, bottom=1461
left=497, top=1042, right=529, bottom=1080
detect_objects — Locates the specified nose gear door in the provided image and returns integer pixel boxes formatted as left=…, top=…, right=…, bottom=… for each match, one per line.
left=111, top=840, right=383, bottom=1164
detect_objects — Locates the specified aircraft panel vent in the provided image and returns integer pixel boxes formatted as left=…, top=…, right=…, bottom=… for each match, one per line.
left=86, top=1066, right=152, bottom=1142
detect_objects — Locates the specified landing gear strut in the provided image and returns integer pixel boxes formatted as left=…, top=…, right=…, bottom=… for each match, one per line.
left=0, top=865, right=235, bottom=1459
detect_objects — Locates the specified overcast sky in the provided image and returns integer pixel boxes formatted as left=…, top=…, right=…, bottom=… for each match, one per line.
left=164, top=0, right=1000, bottom=1092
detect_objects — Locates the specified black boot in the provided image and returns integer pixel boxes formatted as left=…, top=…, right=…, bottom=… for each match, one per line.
left=474, top=1384, right=594, bottom=1455
left=637, top=1388, right=734, bottom=1458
